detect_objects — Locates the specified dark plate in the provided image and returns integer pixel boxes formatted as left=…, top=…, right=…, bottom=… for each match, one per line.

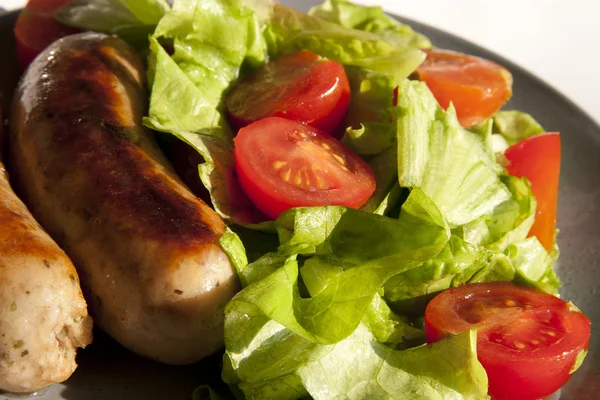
left=1, top=1, right=599, bottom=399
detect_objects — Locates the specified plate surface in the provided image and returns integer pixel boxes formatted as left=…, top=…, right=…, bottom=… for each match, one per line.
left=1, top=1, right=600, bottom=399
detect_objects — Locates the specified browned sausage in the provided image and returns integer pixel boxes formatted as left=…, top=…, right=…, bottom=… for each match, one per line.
left=9, top=33, right=239, bottom=365
left=0, top=106, right=92, bottom=393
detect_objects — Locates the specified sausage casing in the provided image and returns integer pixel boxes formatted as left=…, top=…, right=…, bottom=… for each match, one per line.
left=0, top=113, right=92, bottom=392
left=10, top=33, right=239, bottom=365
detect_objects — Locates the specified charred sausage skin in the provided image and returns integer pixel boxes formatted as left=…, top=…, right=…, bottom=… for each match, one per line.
left=9, top=33, right=239, bottom=365
left=0, top=110, right=92, bottom=393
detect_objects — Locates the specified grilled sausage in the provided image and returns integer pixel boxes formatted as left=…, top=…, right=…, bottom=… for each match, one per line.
left=9, top=33, right=239, bottom=365
left=0, top=107, right=92, bottom=393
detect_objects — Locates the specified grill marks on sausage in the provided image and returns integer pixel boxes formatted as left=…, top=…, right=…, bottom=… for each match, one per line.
left=32, top=39, right=222, bottom=248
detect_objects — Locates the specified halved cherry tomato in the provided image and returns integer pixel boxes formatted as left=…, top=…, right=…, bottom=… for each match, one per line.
left=233, top=117, right=375, bottom=219
left=414, top=49, right=513, bottom=127
left=226, top=51, right=351, bottom=136
left=425, top=282, right=590, bottom=400
left=14, top=0, right=78, bottom=69
left=505, top=133, right=561, bottom=253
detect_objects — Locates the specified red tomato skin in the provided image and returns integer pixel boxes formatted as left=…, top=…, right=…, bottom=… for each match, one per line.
left=415, top=49, right=512, bottom=127
left=482, top=313, right=589, bottom=400
left=226, top=51, right=351, bottom=136
left=234, top=117, right=375, bottom=220
left=505, top=133, right=561, bottom=253
left=425, top=282, right=590, bottom=400
left=14, top=0, right=78, bottom=69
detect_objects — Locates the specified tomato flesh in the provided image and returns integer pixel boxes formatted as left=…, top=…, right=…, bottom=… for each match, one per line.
left=504, top=133, right=561, bottom=253
left=226, top=51, right=351, bottom=136
left=425, top=282, right=590, bottom=400
left=233, top=117, right=375, bottom=220
left=14, top=0, right=78, bottom=69
left=415, top=49, right=512, bottom=127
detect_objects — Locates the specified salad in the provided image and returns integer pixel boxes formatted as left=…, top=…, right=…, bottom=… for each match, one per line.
left=13, top=0, right=591, bottom=399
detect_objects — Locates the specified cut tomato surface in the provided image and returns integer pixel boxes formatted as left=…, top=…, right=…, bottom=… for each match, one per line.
left=425, top=282, right=590, bottom=400
left=505, top=132, right=561, bottom=253
left=14, top=0, right=78, bottom=69
left=226, top=51, right=351, bottom=136
left=233, top=117, right=375, bottom=220
left=414, top=49, right=512, bottom=127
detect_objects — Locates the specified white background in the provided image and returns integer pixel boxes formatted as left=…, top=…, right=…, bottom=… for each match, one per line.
left=2, top=0, right=598, bottom=125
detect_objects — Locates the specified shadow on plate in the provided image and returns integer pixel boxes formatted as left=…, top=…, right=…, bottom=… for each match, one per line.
left=57, top=330, right=222, bottom=400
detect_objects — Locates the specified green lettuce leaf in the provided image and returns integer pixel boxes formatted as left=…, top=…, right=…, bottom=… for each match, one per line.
left=225, top=322, right=488, bottom=400
left=507, top=237, right=561, bottom=293
left=362, top=292, right=423, bottom=345
left=395, top=79, right=437, bottom=188
left=485, top=175, right=536, bottom=250
left=219, top=227, right=250, bottom=281
left=457, top=175, right=536, bottom=252
left=143, top=0, right=268, bottom=224
left=384, top=235, right=489, bottom=314
left=229, top=225, right=279, bottom=265
left=396, top=80, right=511, bottom=227
left=464, top=237, right=560, bottom=294
left=384, top=233, right=561, bottom=315
left=341, top=67, right=397, bottom=156
left=309, top=0, right=431, bottom=49
left=339, top=68, right=402, bottom=215
left=150, top=0, right=267, bottom=113
left=144, top=37, right=228, bottom=137
left=226, top=189, right=449, bottom=345
left=493, top=110, right=546, bottom=145
left=384, top=173, right=557, bottom=313
left=360, top=147, right=403, bottom=215
left=56, top=0, right=169, bottom=46
left=265, top=4, right=425, bottom=81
